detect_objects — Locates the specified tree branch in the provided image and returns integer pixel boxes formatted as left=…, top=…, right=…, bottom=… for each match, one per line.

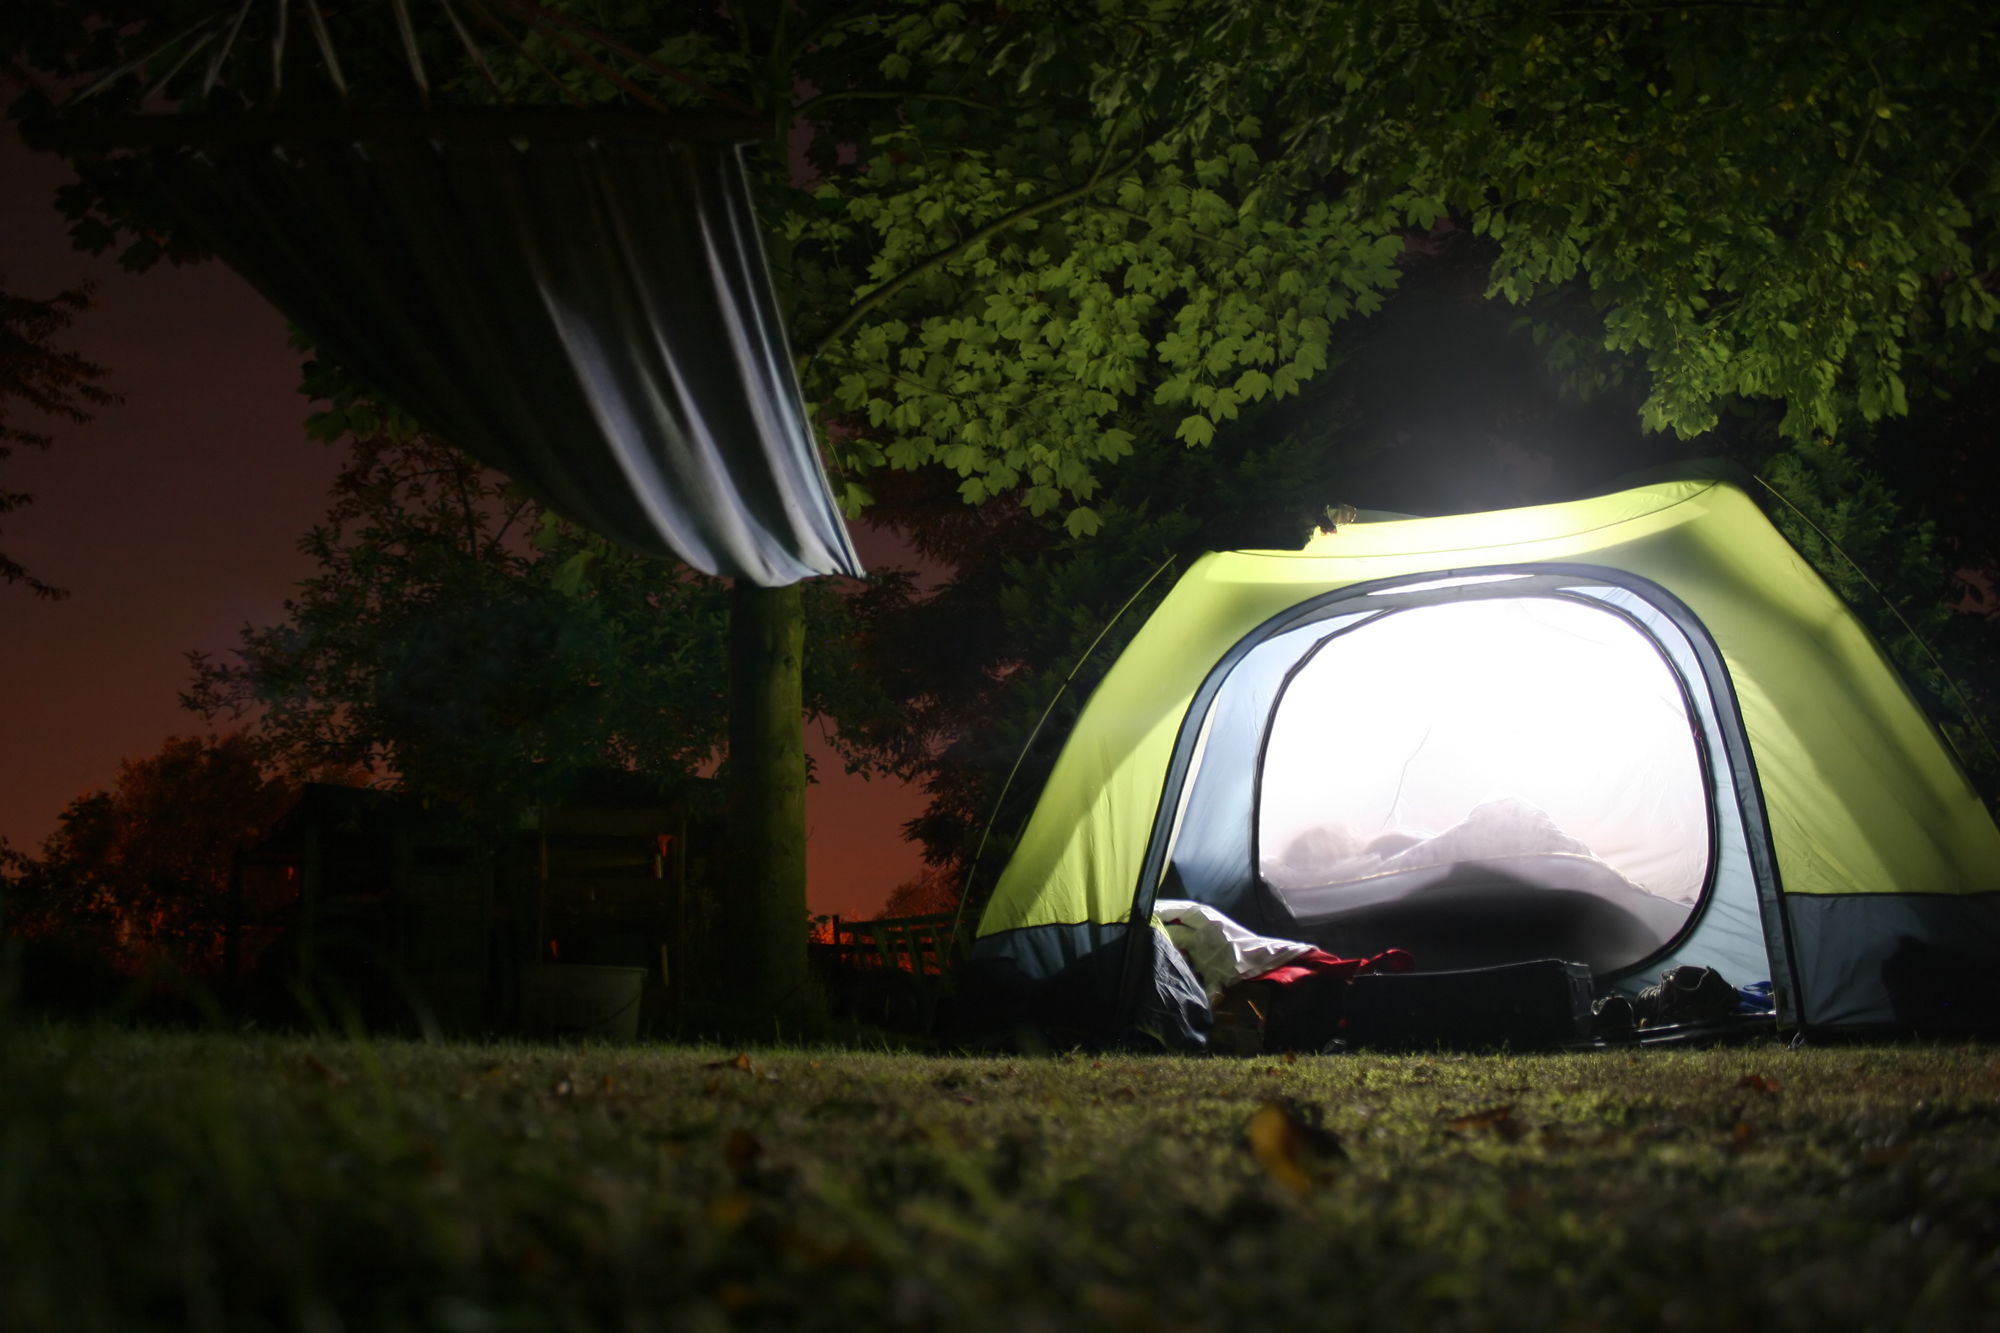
left=793, top=89, right=1002, bottom=115
left=814, top=354, right=1068, bottom=416
left=1542, top=3, right=1805, bottom=15
left=788, top=0, right=901, bottom=63
left=801, top=125, right=1157, bottom=375
left=485, top=0, right=759, bottom=117
left=1944, top=101, right=2000, bottom=194
left=1094, top=205, right=1252, bottom=254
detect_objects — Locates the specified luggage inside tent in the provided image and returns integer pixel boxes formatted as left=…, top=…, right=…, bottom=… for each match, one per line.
left=956, top=471, right=2000, bottom=1049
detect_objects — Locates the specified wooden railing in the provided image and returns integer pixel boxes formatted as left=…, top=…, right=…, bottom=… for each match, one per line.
left=811, top=912, right=969, bottom=1028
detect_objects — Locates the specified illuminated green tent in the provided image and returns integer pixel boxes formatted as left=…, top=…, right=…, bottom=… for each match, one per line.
left=960, top=474, right=2000, bottom=1044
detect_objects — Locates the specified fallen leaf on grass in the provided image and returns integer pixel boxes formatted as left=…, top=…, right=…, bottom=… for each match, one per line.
left=724, top=1128, right=761, bottom=1172
left=702, top=1052, right=779, bottom=1083
left=1443, top=1104, right=1527, bottom=1141
left=652, top=1122, right=716, bottom=1156
left=1735, top=1072, right=1781, bottom=1096
left=303, top=1054, right=346, bottom=1085
left=417, top=1139, right=447, bottom=1179
left=1246, top=1099, right=1346, bottom=1196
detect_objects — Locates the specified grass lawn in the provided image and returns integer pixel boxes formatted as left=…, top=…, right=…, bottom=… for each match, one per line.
left=3, top=1028, right=1997, bottom=1331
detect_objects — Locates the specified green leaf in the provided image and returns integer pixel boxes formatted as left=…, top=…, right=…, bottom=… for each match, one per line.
left=1063, top=506, right=1102, bottom=537
left=550, top=551, right=601, bottom=598
left=1176, top=414, right=1217, bottom=448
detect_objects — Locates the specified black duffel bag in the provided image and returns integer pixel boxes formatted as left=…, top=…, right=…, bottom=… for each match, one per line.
left=1344, top=958, right=1594, bottom=1050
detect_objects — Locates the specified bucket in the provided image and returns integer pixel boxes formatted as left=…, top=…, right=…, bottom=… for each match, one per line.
left=519, top=964, right=646, bottom=1042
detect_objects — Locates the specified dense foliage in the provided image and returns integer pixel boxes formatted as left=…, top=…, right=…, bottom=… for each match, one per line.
left=11, top=1, right=1996, bottom=524
left=0, top=734, right=291, bottom=981
left=181, top=356, right=884, bottom=826
left=0, top=275, right=117, bottom=598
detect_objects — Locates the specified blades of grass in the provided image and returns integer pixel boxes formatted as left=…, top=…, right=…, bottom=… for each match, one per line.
left=312, top=973, right=407, bottom=1120
left=286, top=976, right=338, bottom=1039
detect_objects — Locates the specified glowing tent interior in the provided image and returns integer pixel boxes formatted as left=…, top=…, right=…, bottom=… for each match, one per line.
left=958, top=472, right=2000, bottom=1047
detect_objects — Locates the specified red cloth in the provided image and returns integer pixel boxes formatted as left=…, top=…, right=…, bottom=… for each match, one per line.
left=1251, top=947, right=1414, bottom=988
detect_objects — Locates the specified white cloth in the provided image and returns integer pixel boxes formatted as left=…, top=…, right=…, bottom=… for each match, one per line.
left=1265, top=795, right=1653, bottom=896
left=1154, top=899, right=1317, bottom=1002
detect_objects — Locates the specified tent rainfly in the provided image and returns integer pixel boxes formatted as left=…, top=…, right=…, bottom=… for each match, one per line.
left=959, top=472, right=2000, bottom=1046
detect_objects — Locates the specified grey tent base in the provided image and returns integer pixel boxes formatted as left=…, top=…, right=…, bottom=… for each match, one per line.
left=951, top=922, right=1211, bottom=1052
left=1787, top=892, right=2000, bottom=1031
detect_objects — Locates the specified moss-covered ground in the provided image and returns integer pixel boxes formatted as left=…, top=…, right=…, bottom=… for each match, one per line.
left=3, top=1028, right=1997, bottom=1331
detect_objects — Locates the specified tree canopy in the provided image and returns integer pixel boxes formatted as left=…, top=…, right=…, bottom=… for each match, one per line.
left=12, top=0, right=1996, bottom=530
left=8, top=0, right=1998, bottom=913
left=0, top=276, right=117, bottom=598
left=183, top=357, right=883, bottom=825
left=0, top=733, right=291, bottom=980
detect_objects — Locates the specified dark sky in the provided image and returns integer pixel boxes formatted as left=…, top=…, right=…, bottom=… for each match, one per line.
left=0, top=123, right=926, bottom=918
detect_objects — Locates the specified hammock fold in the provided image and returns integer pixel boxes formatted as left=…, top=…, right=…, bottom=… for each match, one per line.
left=127, top=120, right=861, bottom=584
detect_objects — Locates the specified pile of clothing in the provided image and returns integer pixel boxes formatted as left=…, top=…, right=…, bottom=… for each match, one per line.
left=1155, top=898, right=1777, bottom=1054
left=1155, top=899, right=1411, bottom=1054
left=1590, top=966, right=1776, bottom=1038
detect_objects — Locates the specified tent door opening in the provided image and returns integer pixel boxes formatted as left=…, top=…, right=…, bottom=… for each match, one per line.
left=1145, top=567, right=1783, bottom=990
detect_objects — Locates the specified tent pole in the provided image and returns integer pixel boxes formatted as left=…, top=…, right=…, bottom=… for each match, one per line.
left=947, top=555, right=1179, bottom=950
left=1753, top=473, right=1999, bottom=770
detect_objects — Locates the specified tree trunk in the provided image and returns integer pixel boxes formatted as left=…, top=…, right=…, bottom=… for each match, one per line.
left=722, top=581, right=813, bottom=1036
